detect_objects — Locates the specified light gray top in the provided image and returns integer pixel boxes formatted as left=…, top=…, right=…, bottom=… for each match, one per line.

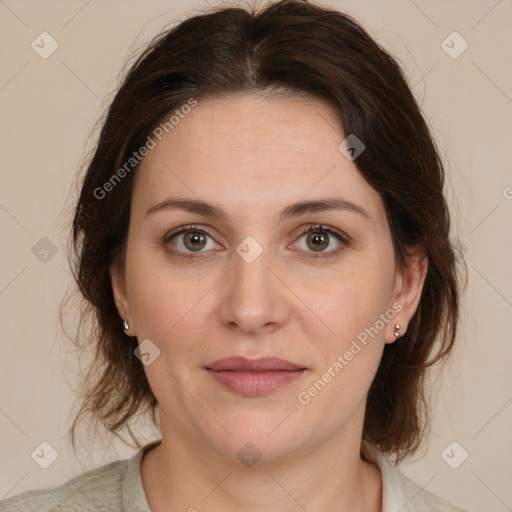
left=1, top=439, right=474, bottom=511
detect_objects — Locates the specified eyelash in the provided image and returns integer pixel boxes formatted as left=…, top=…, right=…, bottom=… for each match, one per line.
left=163, top=224, right=349, bottom=260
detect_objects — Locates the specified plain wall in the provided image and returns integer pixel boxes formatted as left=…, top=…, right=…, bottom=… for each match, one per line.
left=0, top=1, right=511, bottom=511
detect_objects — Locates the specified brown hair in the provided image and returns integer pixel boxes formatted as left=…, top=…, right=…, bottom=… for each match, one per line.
left=64, top=0, right=464, bottom=463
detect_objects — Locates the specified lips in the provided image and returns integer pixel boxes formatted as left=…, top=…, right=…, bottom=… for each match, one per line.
left=206, top=356, right=304, bottom=372
left=205, top=357, right=306, bottom=397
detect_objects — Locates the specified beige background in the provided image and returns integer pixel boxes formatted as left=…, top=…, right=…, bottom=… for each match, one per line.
left=1, top=0, right=511, bottom=510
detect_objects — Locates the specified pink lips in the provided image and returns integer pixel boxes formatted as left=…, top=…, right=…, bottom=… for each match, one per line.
left=205, top=357, right=306, bottom=397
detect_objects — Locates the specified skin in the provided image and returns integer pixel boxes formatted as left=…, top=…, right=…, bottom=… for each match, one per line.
left=111, top=92, right=427, bottom=512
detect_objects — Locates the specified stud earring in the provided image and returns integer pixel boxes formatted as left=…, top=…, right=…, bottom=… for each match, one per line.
left=394, top=324, right=401, bottom=338
left=122, top=319, right=129, bottom=331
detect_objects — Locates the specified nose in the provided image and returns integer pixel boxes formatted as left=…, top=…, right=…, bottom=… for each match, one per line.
left=219, top=244, right=290, bottom=336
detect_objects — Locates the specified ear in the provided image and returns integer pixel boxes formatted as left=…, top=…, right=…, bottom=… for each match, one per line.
left=110, top=261, right=136, bottom=337
left=385, top=244, right=428, bottom=344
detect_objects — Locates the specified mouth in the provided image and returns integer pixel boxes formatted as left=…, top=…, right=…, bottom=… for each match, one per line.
left=204, top=357, right=307, bottom=397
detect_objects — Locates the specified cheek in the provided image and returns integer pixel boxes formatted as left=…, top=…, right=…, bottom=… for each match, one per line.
left=297, top=268, right=393, bottom=414
left=306, top=255, right=396, bottom=346
left=126, top=251, right=217, bottom=355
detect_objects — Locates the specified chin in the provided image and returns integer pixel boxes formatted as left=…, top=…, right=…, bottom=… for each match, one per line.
left=203, top=409, right=315, bottom=464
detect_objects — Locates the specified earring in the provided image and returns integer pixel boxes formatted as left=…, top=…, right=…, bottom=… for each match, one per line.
left=394, top=324, right=401, bottom=338
left=122, top=319, right=129, bottom=331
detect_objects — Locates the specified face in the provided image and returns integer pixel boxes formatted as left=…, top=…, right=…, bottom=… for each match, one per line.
left=111, top=93, right=426, bottom=463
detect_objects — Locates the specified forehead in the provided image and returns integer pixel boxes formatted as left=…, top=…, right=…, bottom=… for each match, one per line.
left=132, top=93, right=386, bottom=226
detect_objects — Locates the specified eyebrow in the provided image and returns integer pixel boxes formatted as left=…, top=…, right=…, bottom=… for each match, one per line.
left=144, top=196, right=370, bottom=222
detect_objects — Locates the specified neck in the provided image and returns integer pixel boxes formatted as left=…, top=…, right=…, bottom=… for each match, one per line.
left=141, top=423, right=382, bottom=512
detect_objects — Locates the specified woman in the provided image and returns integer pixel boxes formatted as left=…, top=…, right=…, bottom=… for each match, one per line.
left=2, top=0, right=473, bottom=510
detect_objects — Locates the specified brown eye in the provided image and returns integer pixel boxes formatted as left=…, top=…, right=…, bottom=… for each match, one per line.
left=182, top=231, right=208, bottom=251
left=306, top=231, right=329, bottom=252
left=295, top=225, right=348, bottom=259
left=164, top=226, right=218, bottom=256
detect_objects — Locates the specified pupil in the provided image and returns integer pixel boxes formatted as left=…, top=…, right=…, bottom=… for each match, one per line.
left=309, top=232, right=327, bottom=251
left=185, top=232, right=205, bottom=251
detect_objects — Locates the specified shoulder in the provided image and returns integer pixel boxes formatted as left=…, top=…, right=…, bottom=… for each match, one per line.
left=382, top=463, right=472, bottom=512
left=362, top=441, right=475, bottom=512
left=0, top=458, right=129, bottom=512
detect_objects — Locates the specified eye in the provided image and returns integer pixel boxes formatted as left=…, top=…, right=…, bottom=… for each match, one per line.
left=293, top=224, right=348, bottom=259
left=163, top=223, right=349, bottom=260
left=163, top=225, right=219, bottom=258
